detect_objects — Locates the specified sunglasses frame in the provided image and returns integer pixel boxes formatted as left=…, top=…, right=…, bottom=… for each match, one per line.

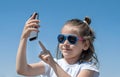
left=57, top=34, right=83, bottom=45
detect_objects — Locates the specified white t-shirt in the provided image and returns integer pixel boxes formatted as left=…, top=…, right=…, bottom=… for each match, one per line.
left=41, top=58, right=99, bottom=77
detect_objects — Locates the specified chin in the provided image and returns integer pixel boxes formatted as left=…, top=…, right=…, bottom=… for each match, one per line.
left=63, top=53, right=72, bottom=58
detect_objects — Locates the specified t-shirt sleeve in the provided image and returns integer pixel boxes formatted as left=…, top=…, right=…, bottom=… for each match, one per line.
left=80, top=62, right=99, bottom=77
left=41, top=61, right=50, bottom=75
left=41, top=58, right=57, bottom=76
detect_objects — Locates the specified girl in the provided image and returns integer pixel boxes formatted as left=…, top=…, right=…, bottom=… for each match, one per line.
left=16, top=13, right=99, bottom=77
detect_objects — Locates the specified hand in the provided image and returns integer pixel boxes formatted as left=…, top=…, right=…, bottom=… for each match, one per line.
left=21, top=12, right=40, bottom=40
left=38, top=41, right=55, bottom=65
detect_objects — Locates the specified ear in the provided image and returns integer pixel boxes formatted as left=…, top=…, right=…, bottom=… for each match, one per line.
left=83, top=40, right=90, bottom=50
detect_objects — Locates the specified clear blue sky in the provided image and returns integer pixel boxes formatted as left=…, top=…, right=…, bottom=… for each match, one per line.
left=0, top=0, right=120, bottom=77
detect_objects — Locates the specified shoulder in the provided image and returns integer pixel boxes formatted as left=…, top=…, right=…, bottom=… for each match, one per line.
left=78, top=61, right=99, bottom=77
left=80, top=62, right=99, bottom=73
left=80, top=62, right=100, bottom=77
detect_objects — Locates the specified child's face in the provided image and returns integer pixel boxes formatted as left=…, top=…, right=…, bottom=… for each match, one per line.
left=59, top=25, right=85, bottom=59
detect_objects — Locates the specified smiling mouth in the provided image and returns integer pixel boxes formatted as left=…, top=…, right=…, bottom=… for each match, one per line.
left=63, top=49, right=72, bottom=52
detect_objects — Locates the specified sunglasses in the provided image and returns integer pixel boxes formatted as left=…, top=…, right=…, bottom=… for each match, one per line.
left=57, top=34, right=83, bottom=45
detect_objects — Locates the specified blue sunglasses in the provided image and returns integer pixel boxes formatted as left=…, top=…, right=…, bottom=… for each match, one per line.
left=57, top=34, right=83, bottom=44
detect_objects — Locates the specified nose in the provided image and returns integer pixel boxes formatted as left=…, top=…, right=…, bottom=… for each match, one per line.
left=62, top=39, right=70, bottom=48
left=63, top=39, right=70, bottom=45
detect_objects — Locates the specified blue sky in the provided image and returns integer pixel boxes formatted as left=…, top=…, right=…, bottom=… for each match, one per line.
left=0, top=0, right=120, bottom=77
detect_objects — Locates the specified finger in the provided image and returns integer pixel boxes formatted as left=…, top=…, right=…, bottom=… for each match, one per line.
left=25, top=23, right=40, bottom=29
left=39, top=41, right=47, bottom=51
left=24, top=28, right=39, bottom=37
left=39, top=54, right=49, bottom=62
left=27, top=20, right=40, bottom=24
left=27, top=27, right=39, bottom=32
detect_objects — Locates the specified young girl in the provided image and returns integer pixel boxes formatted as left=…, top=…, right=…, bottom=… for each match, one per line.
left=16, top=13, right=99, bottom=77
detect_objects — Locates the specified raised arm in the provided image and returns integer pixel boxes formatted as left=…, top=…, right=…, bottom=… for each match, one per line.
left=16, top=13, right=45, bottom=76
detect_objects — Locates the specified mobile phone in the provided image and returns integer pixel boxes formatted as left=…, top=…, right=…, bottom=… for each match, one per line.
left=29, top=12, right=39, bottom=41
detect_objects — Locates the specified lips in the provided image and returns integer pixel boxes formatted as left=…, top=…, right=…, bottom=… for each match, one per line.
left=62, top=48, right=72, bottom=52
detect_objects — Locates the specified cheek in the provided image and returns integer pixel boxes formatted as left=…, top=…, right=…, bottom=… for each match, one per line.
left=72, top=46, right=83, bottom=56
left=72, top=46, right=81, bottom=51
left=73, top=43, right=83, bottom=52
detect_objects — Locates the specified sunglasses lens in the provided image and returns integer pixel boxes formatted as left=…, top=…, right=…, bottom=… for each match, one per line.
left=58, top=35, right=65, bottom=43
left=68, top=35, right=77, bottom=44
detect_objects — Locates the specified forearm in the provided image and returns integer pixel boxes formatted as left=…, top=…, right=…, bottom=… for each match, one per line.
left=50, top=61, right=71, bottom=77
left=16, top=38, right=28, bottom=73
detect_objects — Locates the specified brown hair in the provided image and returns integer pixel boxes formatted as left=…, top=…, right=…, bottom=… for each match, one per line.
left=56, top=16, right=99, bottom=64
